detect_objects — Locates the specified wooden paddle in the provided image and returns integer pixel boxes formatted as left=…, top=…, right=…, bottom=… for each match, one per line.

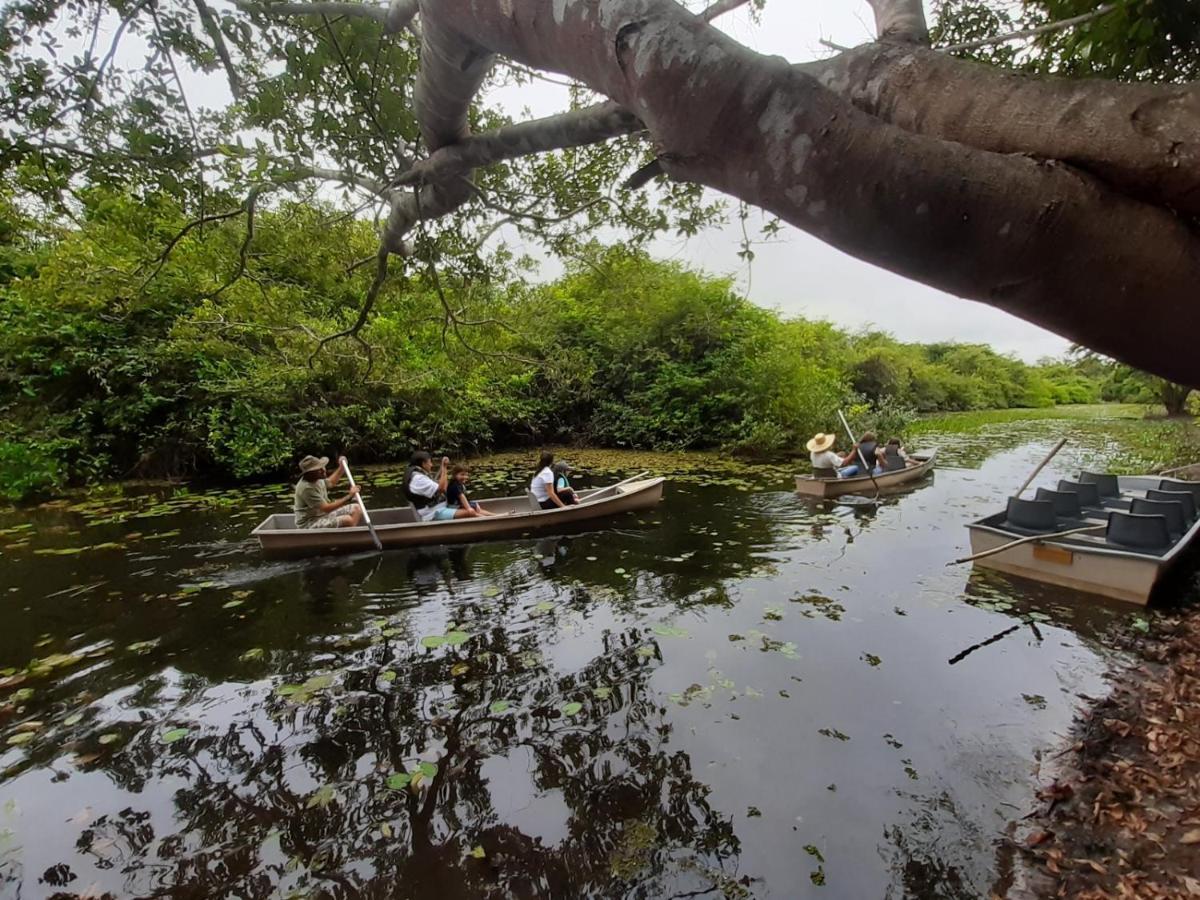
left=837, top=410, right=881, bottom=501
left=340, top=459, right=383, bottom=551
left=948, top=523, right=1107, bottom=566
left=1014, top=438, right=1066, bottom=498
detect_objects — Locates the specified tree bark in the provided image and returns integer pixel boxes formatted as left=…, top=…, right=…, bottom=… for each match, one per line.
left=808, top=45, right=1200, bottom=216
left=413, top=0, right=1200, bottom=385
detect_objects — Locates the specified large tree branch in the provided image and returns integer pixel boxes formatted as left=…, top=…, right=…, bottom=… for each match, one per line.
left=866, top=0, right=929, bottom=45
left=807, top=44, right=1200, bottom=216
left=232, top=0, right=417, bottom=35
left=396, top=102, right=642, bottom=186
left=394, top=0, right=1200, bottom=384
left=192, top=0, right=243, bottom=98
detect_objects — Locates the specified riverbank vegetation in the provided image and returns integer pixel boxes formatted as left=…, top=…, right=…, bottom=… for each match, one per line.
left=0, top=190, right=1191, bottom=500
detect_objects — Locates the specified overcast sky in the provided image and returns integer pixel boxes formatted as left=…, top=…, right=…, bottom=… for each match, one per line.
left=112, top=0, right=1071, bottom=361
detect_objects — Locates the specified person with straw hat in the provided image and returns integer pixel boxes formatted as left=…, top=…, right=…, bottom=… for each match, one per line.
left=293, top=454, right=364, bottom=529
left=806, top=433, right=843, bottom=476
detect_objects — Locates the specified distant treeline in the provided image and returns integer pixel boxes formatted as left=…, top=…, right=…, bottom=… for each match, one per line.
left=0, top=191, right=1179, bottom=499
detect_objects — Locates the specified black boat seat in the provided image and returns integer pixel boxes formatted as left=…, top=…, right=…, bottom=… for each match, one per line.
left=1106, top=511, right=1171, bottom=549
left=1006, top=497, right=1057, bottom=531
left=1057, top=479, right=1101, bottom=508
left=1159, top=479, right=1200, bottom=504
left=1148, top=488, right=1197, bottom=523
left=812, top=467, right=838, bottom=480
left=1034, top=487, right=1083, bottom=519
left=1079, top=471, right=1120, bottom=498
left=1130, top=497, right=1187, bottom=536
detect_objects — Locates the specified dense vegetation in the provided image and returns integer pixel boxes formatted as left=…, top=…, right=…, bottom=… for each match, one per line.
left=0, top=190, right=1185, bottom=500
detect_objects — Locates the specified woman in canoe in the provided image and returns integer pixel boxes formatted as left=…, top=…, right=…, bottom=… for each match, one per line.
left=531, top=451, right=577, bottom=509
left=294, top=455, right=364, bottom=528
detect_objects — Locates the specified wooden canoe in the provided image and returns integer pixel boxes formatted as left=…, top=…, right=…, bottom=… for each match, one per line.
left=794, top=452, right=936, bottom=498
left=251, top=477, right=665, bottom=557
left=966, top=475, right=1200, bottom=605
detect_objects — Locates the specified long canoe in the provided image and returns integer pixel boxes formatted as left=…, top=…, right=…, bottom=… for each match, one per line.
left=252, top=477, right=665, bottom=557
left=794, top=452, right=936, bottom=498
left=966, top=475, right=1200, bottom=605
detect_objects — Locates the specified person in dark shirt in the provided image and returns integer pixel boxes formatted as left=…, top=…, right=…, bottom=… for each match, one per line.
left=446, top=465, right=498, bottom=517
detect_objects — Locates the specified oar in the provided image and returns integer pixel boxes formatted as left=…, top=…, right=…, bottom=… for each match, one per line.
left=946, top=523, right=1106, bottom=566
left=611, top=470, right=651, bottom=490
left=1014, top=438, right=1066, bottom=498
left=837, top=410, right=881, bottom=501
left=340, top=459, right=383, bottom=551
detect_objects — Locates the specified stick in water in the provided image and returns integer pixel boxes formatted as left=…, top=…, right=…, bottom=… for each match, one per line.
left=341, top=459, right=383, bottom=551
left=947, top=523, right=1106, bottom=566
left=1014, top=437, right=1067, bottom=498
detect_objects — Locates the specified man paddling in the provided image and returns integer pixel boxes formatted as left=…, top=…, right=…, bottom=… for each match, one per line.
left=293, top=454, right=364, bottom=529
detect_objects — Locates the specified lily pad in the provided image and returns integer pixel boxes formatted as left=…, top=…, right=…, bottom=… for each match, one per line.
left=161, top=728, right=190, bottom=744
left=380, top=670, right=397, bottom=683
left=613, top=567, right=626, bottom=575
left=416, top=761, right=438, bottom=779
left=276, top=684, right=303, bottom=697
left=636, top=645, right=656, bottom=659
left=470, top=845, right=486, bottom=859
left=482, top=586, right=501, bottom=599
left=6, top=732, right=34, bottom=746
left=302, top=673, right=334, bottom=692
left=306, top=784, right=337, bottom=809
left=444, top=631, right=470, bottom=647
left=489, top=700, right=511, bottom=714
left=63, top=713, right=84, bottom=727
left=386, top=772, right=411, bottom=791
left=652, top=624, right=689, bottom=638
left=561, top=701, right=583, bottom=716
left=98, top=733, right=121, bottom=745
left=239, top=648, right=265, bottom=662
left=421, top=635, right=446, bottom=649
left=222, top=599, right=244, bottom=609
left=592, top=686, right=613, bottom=700
left=451, top=663, right=470, bottom=676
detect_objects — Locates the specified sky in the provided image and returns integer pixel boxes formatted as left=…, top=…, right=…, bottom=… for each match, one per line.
left=480, top=0, right=1072, bottom=362
left=97, top=0, right=1071, bottom=362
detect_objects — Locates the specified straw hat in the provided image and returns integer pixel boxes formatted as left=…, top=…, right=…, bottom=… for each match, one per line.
left=298, top=454, right=329, bottom=473
left=806, top=433, right=835, bottom=453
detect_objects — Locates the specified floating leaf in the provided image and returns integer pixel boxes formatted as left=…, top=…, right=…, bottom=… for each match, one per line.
left=416, top=761, right=438, bottom=779
left=386, top=772, right=411, bottom=791
left=747, top=806, right=762, bottom=817
left=470, top=845, right=486, bottom=859
left=763, top=606, right=784, bottom=621
left=561, top=702, right=583, bottom=716
left=803, top=844, right=825, bottom=863
left=636, top=645, right=656, bottom=659
left=613, top=568, right=626, bottom=575
left=381, top=628, right=401, bottom=638
left=444, top=631, right=470, bottom=647
left=593, top=686, right=612, bottom=700
left=861, top=653, right=882, bottom=667
left=13, top=688, right=33, bottom=702
left=161, top=728, right=189, bottom=744
left=126, top=640, right=159, bottom=654
left=421, top=635, right=446, bottom=649
left=482, top=586, right=501, bottom=598
left=222, top=600, right=244, bottom=609
left=818, top=727, right=850, bottom=742
left=240, top=648, right=265, bottom=662
left=276, top=684, right=302, bottom=697
left=489, top=700, right=511, bottom=714
left=98, top=732, right=121, bottom=745
left=652, top=625, right=689, bottom=638
left=6, top=732, right=34, bottom=746
left=306, top=784, right=337, bottom=809
left=378, top=670, right=398, bottom=684
left=302, top=673, right=334, bottom=692
left=450, top=663, right=470, bottom=676
left=63, top=713, right=84, bottom=727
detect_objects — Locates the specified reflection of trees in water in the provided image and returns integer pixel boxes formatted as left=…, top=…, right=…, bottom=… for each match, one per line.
left=49, top=619, right=743, bottom=897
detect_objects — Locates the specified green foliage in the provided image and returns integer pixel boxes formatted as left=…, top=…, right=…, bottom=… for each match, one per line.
left=0, top=194, right=1130, bottom=500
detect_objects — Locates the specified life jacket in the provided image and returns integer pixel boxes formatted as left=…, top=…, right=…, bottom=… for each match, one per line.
left=882, top=445, right=905, bottom=472
left=855, top=440, right=878, bottom=469
left=404, top=465, right=443, bottom=509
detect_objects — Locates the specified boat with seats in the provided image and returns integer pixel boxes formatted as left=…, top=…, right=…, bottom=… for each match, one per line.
left=252, top=477, right=665, bottom=557
left=795, top=452, right=936, bottom=498
left=966, top=472, right=1200, bottom=604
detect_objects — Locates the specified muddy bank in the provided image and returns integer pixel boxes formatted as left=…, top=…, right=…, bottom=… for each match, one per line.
left=1016, top=610, right=1200, bottom=899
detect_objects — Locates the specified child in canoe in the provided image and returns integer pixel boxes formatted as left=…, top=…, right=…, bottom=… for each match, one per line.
left=446, top=465, right=499, bottom=517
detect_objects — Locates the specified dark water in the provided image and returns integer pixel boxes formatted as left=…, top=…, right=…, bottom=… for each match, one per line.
left=0, top=422, right=1187, bottom=898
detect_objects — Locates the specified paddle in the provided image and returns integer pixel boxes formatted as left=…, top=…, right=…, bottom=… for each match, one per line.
left=340, top=458, right=383, bottom=551
left=1013, top=437, right=1067, bottom=499
left=837, top=410, right=881, bottom=502
left=947, top=523, right=1107, bottom=566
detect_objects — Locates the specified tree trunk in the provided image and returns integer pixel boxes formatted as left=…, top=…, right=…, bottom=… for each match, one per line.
left=418, top=0, right=1200, bottom=387
left=1161, top=380, right=1194, bottom=417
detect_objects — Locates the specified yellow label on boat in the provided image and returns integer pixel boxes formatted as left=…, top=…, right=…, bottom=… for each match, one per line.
left=1033, top=545, right=1074, bottom=565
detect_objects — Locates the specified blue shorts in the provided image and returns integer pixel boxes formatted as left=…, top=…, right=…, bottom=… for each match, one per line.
left=433, top=507, right=457, bottom=521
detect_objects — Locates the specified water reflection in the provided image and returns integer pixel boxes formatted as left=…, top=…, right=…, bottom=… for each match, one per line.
left=0, top=428, right=1191, bottom=897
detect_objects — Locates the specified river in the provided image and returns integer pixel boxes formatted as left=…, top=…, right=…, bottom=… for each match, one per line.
left=0, top=409, right=1194, bottom=898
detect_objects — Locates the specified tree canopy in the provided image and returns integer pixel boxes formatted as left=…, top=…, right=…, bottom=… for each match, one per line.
left=1, top=0, right=1197, bottom=387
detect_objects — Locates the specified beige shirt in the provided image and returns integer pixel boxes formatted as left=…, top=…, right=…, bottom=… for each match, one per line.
left=810, top=450, right=842, bottom=470
left=294, top=478, right=329, bottom=526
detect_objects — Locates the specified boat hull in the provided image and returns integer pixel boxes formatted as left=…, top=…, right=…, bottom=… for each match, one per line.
left=794, top=453, right=936, bottom=498
left=252, top=477, right=665, bottom=557
left=966, top=474, right=1200, bottom=606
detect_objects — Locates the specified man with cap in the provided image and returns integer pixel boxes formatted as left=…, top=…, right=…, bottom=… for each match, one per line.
left=293, top=454, right=364, bottom=528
